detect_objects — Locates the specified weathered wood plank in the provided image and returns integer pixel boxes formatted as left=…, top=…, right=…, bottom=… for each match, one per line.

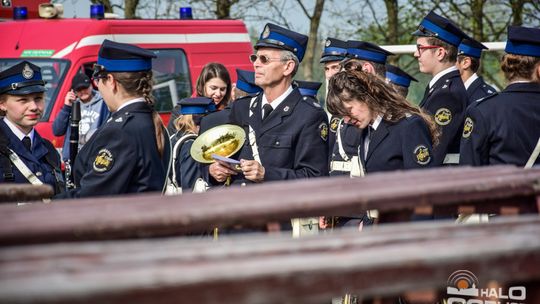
left=0, top=166, right=539, bottom=245
left=0, top=216, right=539, bottom=304
left=0, top=184, right=53, bottom=203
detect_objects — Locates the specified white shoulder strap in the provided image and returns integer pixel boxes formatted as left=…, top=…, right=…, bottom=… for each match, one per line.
left=525, top=137, right=540, bottom=169
left=171, top=133, right=198, bottom=186
left=336, top=118, right=350, bottom=162
left=6, top=148, right=43, bottom=185
left=248, top=96, right=262, bottom=164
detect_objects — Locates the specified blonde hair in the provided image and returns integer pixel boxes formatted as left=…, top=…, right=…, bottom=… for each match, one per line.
left=173, top=114, right=198, bottom=134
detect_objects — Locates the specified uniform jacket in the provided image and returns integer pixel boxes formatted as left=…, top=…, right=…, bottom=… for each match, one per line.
left=359, top=114, right=436, bottom=173
left=420, top=69, right=468, bottom=165
left=229, top=88, right=329, bottom=183
left=57, top=102, right=170, bottom=198
left=460, top=82, right=540, bottom=167
left=329, top=121, right=362, bottom=176
left=467, top=76, right=497, bottom=104
left=199, top=106, right=231, bottom=134
left=52, top=91, right=109, bottom=161
left=0, top=120, right=63, bottom=193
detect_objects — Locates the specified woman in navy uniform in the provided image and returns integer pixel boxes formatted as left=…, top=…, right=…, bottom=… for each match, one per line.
left=460, top=26, right=540, bottom=167
left=57, top=40, right=170, bottom=198
left=0, top=61, right=63, bottom=194
left=327, top=69, right=439, bottom=173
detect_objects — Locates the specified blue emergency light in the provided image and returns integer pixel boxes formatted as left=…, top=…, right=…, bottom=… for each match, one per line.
left=13, top=6, right=28, bottom=20
left=179, top=7, right=193, bottom=20
left=90, top=4, right=105, bottom=19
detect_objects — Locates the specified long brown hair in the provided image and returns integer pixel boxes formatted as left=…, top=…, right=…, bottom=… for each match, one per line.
left=195, top=62, right=232, bottom=110
left=327, top=69, right=440, bottom=146
left=110, top=71, right=166, bottom=158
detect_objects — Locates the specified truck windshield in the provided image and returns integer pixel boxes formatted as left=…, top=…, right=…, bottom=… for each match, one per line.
left=0, top=59, right=70, bottom=121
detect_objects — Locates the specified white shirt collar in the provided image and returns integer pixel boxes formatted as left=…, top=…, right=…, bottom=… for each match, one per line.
left=464, top=73, right=479, bottom=90
left=3, top=117, right=35, bottom=144
left=116, top=97, right=145, bottom=112
left=429, top=66, right=458, bottom=88
left=261, top=86, right=293, bottom=112
left=370, top=115, right=383, bottom=130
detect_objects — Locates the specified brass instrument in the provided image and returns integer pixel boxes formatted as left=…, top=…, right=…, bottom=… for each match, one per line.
left=190, top=124, right=245, bottom=165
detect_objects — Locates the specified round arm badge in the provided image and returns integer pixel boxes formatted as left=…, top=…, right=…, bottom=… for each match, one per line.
left=414, top=145, right=431, bottom=165
left=462, top=117, right=474, bottom=138
left=93, top=149, right=114, bottom=172
left=434, top=108, right=452, bottom=126
left=319, top=122, right=328, bottom=141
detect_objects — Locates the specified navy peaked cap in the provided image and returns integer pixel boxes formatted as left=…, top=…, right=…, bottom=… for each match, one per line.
left=458, top=37, right=488, bottom=58
left=344, top=40, right=394, bottom=64
left=295, top=80, right=322, bottom=97
left=235, top=69, right=262, bottom=94
left=320, top=37, right=348, bottom=63
left=178, top=97, right=216, bottom=115
left=97, top=39, right=156, bottom=73
left=505, top=25, right=540, bottom=57
left=412, top=10, right=466, bottom=46
left=255, top=23, right=309, bottom=62
left=0, top=61, right=46, bottom=95
left=385, top=64, right=418, bottom=88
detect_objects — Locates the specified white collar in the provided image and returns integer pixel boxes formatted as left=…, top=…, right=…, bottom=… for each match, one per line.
left=3, top=117, right=35, bottom=144
left=370, top=115, right=383, bottom=131
left=116, top=97, right=145, bottom=112
left=429, top=66, right=458, bottom=88
left=464, top=73, right=479, bottom=90
left=261, top=86, right=293, bottom=111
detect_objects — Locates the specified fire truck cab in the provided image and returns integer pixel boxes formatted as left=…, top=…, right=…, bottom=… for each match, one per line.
left=0, top=5, right=253, bottom=148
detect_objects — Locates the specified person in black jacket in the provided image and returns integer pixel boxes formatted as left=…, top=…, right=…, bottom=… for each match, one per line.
left=456, top=37, right=497, bottom=104
left=460, top=26, right=540, bottom=167
left=412, top=10, right=468, bottom=166
left=0, top=61, right=64, bottom=194
left=56, top=40, right=170, bottom=198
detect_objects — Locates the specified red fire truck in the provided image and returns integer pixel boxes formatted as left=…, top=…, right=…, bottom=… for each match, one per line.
left=0, top=3, right=254, bottom=149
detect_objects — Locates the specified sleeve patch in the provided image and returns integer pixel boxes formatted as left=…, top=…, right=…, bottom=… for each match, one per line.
left=93, top=149, right=114, bottom=173
left=434, top=108, right=452, bottom=126
left=414, top=145, right=431, bottom=165
left=330, top=117, right=340, bottom=133
left=319, top=122, right=328, bottom=141
left=462, top=117, right=474, bottom=138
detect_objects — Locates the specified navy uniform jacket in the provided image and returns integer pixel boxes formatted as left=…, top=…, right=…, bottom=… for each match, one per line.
left=329, top=121, right=362, bottom=176
left=361, top=114, right=435, bottom=172
left=58, top=102, right=170, bottom=198
left=467, top=76, right=497, bottom=104
left=420, top=70, right=468, bottom=165
left=171, top=134, right=199, bottom=191
left=229, top=88, right=329, bottom=184
left=0, top=120, right=63, bottom=194
left=199, top=106, right=231, bottom=134
left=460, top=82, right=540, bottom=166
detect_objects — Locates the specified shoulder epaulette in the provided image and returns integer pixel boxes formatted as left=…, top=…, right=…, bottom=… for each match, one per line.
left=301, top=95, right=323, bottom=109
left=474, top=91, right=498, bottom=105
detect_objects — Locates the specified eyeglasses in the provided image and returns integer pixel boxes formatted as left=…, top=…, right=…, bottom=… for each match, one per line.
left=416, top=44, right=441, bottom=54
left=249, top=54, right=283, bottom=64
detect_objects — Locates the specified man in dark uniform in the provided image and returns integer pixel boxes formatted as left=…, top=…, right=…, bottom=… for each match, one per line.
left=0, top=61, right=64, bottom=194
left=460, top=26, right=540, bottom=167
left=412, top=10, right=468, bottom=166
left=385, top=64, right=418, bottom=98
left=208, top=23, right=329, bottom=185
left=456, top=37, right=497, bottom=104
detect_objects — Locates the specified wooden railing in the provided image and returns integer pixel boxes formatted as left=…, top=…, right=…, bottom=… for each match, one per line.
left=0, top=184, right=53, bottom=203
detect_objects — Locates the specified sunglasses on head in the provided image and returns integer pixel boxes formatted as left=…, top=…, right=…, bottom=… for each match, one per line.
left=249, top=54, right=283, bottom=64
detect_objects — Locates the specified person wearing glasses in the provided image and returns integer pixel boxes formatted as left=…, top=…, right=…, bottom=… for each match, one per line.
left=52, top=72, right=109, bottom=164
left=0, top=61, right=64, bottom=194
left=455, top=37, right=497, bottom=104
left=56, top=40, right=170, bottom=198
left=460, top=26, right=540, bottom=167
left=208, top=23, right=329, bottom=187
left=412, top=10, right=469, bottom=166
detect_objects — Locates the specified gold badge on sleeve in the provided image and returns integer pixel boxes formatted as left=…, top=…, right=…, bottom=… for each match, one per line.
left=462, top=117, right=474, bottom=138
left=434, top=108, right=452, bottom=126
left=414, top=145, right=431, bottom=165
left=93, top=149, right=114, bottom=173
left=319, top=122, right=328, bottom=141
left=330, top=117, right=340, bottom=133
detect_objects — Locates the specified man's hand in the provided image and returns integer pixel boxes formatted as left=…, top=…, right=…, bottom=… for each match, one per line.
left=64, top=90, right=76, bottom=106
left=209, top=160, right=237, bottom=183
left=240, top=159, right=265, bottom=182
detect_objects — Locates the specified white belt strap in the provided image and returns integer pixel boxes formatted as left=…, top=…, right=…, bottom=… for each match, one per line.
left=7, top=148, right=43, bottom=185
left=525, top=137, right=540, bottom=169
left=336, top=118, right=350, bottom=161
left=443, top=153, right=460, bottom=165
left=248, top=96, right=262, bottom=164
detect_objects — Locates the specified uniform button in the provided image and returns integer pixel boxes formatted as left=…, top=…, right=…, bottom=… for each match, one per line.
left=275, top=141, right=280, bottom=146
left=36, top=172, right=42, bottom=177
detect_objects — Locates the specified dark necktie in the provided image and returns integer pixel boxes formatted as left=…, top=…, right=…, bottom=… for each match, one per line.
left=262, top=103, right=273, bottom=121
left=22, top=136, right=32, bottom=152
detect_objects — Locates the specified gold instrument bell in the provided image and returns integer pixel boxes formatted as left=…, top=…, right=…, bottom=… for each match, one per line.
left=190, top=124, right=245, bottom=163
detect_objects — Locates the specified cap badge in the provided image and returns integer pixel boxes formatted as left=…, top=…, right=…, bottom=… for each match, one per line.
left=325, top=39, right=331, bottom=47
left=22, top=64, right=34, bottom=80
left=262, top=25, right=270, bottom=39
